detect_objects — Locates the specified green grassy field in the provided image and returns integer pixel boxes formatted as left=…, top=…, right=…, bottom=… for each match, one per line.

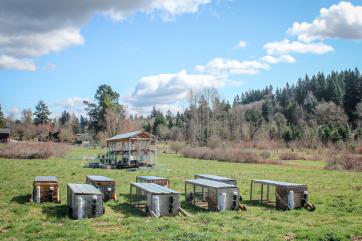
left=0, top=147, right=361, bottom=241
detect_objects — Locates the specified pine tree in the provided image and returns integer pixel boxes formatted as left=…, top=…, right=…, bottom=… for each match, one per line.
left=0, top=104, right=4, bottom=128
left=33, top=100, right=51, bottom=125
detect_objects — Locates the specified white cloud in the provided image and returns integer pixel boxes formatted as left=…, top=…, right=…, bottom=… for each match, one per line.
left=0, top=0, right=212, bottom=71
left=0, top=55, right=36, bottom=71
left=125, top=70, right=225, bottom=110
left=44, top=63, right=57, bottom=71
left=260, top=54, right=296, bottom=64
left=55, top=97, right=92, bottom=109
left=264, top=39, right=334, bottom=55
left=225, top=80, right=243, bottom=87
left=196, top=58, right=270, bottom=75
left=235, top=40, right=247, bottom=49
left=288, top=1, right=362, bottom=42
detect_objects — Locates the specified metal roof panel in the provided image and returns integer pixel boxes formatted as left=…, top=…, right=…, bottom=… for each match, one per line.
left=195, top=174, right=235, bottom=181
left=87, top=175, right=114, bottom=182
left=68, top=183, right=102, bottom=194
left=252, top=179, right=307, bottom=187
left=35, top=176, right=57, bottom=182
left=137, top=176, right=168, bottom=181
left=106, top=131, right=143, bottom=141
left=185, top=179, right=237, bottom=188
left=131, top=182, right=178, bottom=194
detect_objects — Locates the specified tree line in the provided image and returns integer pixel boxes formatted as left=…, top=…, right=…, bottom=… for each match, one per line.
left=1, top=68, right=361, bottom=147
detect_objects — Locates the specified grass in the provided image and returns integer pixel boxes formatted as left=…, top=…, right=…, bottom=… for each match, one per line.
left=0, top=147, right=362, bottom=240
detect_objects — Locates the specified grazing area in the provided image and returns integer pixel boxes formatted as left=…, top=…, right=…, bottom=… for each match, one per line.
left=0, top=147, right=361, bottom=240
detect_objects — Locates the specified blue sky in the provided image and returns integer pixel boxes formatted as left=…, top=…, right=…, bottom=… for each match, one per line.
left=1, top=0, right=361, bottom=118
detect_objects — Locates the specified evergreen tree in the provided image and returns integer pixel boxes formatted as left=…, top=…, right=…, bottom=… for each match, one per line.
left=80, top=115, right=88, bottom=133
left=85, top=84, right=125, bottom=132
left=60, top=110, right=71, bottom=126
left=33, top=100, right=51, bottom=125
left=261, top=101, right=273, bottom=121
left=0, top=104, right=4, bottom=128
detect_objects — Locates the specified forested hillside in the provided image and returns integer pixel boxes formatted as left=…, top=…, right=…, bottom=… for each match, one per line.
left=143, top=68, right=362, bottom=147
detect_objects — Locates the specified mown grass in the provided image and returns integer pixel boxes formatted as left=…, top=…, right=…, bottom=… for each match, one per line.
left=0, top=147, right=361, bottom=240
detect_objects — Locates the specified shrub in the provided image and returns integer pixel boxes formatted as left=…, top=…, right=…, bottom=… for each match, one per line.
left=207, top=136, right=221, bottom=149
left=0, top=142, right=70, bottom=159
left=326, top=153, right=362, bottom=171
left=279, top=152, right=303, bottom=160
left=181, top=147, right=261, bottom=164
left=169, top=141, right=185, bottom=154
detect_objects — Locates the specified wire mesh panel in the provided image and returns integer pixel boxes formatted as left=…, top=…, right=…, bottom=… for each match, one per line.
left=250, top=182, right=276, bottom=205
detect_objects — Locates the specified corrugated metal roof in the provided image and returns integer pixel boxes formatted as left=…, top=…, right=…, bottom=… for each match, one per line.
left=106, top=131, right=143, bottom=141
left=185, top=179, right=237, bottom=188
left=35, top=176, right=57, bottom=182
left=131, top=182, right=178, bottom=194
left=195, top=174, right=235, bottom=181
left=68, top=183, right=102, bottom=194
left=87, top=175, right=114, bottom=182
left=0, top=128, right=10, bottom=134
left=252, top=179, right=307, bottom=187
left=137, top=176, right=168, bottom=181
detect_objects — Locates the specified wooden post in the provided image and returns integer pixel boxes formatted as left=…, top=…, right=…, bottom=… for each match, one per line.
left=250, top=181, right=253, bottom=201
left=261, top=184, right=264, bottom=203
left=185, top=182, right=187, bottom=202
left=193, top=184, right=196, bottom=204
left=129, top=185, right=132, bottom=205
left=267, top=185, right=270, bottom=201
left=128, top=139, right=131, bottom=166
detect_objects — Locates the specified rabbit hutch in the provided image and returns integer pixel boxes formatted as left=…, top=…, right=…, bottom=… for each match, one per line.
left=195, top=174, right=237, bottom=186
left=102, top=131, right=156, bottom=168
left=185, top=179, right=240, bottom=211
left=32, top=176, right=60, bottom=203
left=67, top=184, right=104, bottom=220
left=129, top=182, right=187, bottom=217
left=85, top=175, right=117, bottom=202
left=250, top=179, right=315, bottom=211
left=136, top=176, right=170, bottom=187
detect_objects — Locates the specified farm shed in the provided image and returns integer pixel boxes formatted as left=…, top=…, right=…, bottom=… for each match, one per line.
left=32, top=176, right=60, bottom=203
left=185, top=179, right=240, bottom=211
left=103, top=131, right=156, bottom=168
left=85, top=175, right=117, bottom=202
left=136, top=176, right=170, bottom=187
left=250, top=179, right=311, bottom=210
left=67, top=184, right=104, bottom=219
left=129, top=182, right=185, bottom=217
left=0, top=128, right=10, bottom=143
left=195, top=174, right=237, bottom=185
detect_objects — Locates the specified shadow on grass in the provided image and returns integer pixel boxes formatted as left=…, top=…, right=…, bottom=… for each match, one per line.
left=42, top=205, right=68, bottom=219
left=110, top=203, right=147, bottom=217
left=242, top=200, right=276, bottom=210
left=11, top=194, right=32, bottom=204
left=180, top=200, right=209, bottom=214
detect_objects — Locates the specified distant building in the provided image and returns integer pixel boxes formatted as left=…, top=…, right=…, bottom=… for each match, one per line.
left=0, top=128, right=10, bottom=143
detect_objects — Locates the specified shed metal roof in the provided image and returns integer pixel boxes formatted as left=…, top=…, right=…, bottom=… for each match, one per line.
left=107, top=131, right=144, bottom=142
left=86, top=175, right=114, bottom=182
left=195, top=174, right=235, bottom=181
left=137, top=176, right=168, bottom=181
left=68, top=183, right=102, bottom=194
left=185, top=179, right=237, bottom=188
left=34, top=176, right=57, bottom=182
left=0, top=128, right=10, bottom=134
left=131, top=182, right=178, bottom=194
left=252, top=179, right=307, bottom=187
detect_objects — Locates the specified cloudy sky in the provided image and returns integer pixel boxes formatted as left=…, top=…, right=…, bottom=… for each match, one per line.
left=1, top=0, right=362, bottom=118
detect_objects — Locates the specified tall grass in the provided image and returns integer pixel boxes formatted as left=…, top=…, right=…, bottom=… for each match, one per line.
left=0, top=142, right=71, bottom=159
